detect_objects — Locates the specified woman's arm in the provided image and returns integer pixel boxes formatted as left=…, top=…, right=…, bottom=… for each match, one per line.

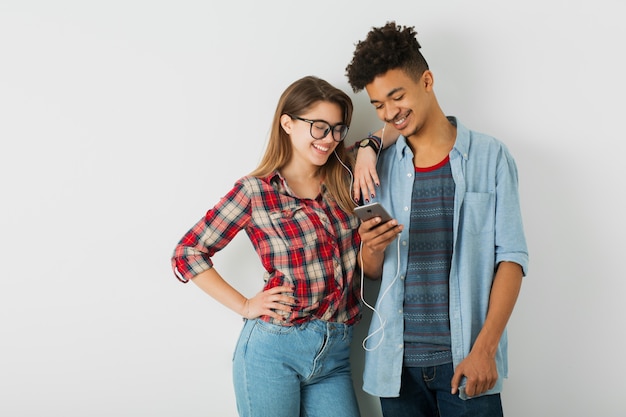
left=352, top=124, right=400, bottom=203
left=190, top=267, right=295, bottom=321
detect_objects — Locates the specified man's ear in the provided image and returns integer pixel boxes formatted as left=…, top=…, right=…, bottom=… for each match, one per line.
left=280, top=114, right=294, bottom=134
left=422, top=70, right=434, bottom=91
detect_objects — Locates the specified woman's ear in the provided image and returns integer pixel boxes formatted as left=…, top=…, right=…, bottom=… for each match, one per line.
left=280, top=114, right=293, bottom=134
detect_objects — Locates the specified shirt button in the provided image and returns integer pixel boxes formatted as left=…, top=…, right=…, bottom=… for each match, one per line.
left=407, top=172, right=412, bottom=178
left=402, top=240, right=407, bottom=246
left=404, top=206, right=409, bottom=211
left=400, top=275, right=405, bottom=280
left=398, top=309, right=403, bottom=314
left=398, top=344, right=403, bottom=349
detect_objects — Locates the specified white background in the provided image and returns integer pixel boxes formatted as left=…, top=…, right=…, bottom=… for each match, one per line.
left=1, top=1, right=624, bottom=416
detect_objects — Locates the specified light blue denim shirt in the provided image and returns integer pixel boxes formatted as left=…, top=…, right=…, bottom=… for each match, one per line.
left=362, top=117, right=529, bottom=399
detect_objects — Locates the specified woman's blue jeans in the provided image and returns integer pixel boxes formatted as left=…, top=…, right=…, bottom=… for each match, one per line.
left=380, top=363, right=503, bottom=417
left=232, top=318, right=360, bottom=417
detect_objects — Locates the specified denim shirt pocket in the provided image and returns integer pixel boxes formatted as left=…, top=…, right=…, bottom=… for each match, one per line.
left=461, top=192, right=495, bottom=234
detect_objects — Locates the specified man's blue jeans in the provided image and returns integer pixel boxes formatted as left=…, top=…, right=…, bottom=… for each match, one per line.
left=380, top=363, right=503, bottom=417
left=232, top=318, right=360, bottom=417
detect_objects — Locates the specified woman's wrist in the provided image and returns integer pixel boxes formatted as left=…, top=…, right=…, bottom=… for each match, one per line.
left=358, top=133, right=381, bottom=153
left=241, top=298, right=250, bottom=318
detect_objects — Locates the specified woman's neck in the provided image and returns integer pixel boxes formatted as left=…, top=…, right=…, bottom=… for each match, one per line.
left=280, top=164, right=322, bottom=200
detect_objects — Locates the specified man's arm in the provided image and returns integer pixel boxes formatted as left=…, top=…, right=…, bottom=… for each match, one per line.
left=357, top=217, right=404, bottom=279
left=450, top=261, right=523, bottom=397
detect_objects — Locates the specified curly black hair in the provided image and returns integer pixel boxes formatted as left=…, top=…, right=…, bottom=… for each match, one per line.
left=346, top=21, right=429, bottom=93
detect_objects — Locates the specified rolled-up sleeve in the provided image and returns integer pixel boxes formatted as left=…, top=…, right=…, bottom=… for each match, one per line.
left=171, top=180, right=251, bottom=283
left=494, top=144, right=529, bottom=276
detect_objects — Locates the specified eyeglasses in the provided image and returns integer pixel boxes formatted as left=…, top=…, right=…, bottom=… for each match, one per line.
left=287, top=114, right=349, bottom=142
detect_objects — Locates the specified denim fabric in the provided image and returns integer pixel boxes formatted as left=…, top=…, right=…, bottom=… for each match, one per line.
left=232, top=318, right=360, bottom=417
left=380, top=363, right=503, bottom=417
left=362, top=118, right=529, bottom=398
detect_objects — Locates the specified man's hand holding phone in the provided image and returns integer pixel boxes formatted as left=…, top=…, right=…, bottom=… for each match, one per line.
left=355, top=203, right=403, bottom=279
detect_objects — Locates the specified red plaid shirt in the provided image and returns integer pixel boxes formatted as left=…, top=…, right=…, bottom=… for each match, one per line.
left=172, top=171, right=362, bottom=325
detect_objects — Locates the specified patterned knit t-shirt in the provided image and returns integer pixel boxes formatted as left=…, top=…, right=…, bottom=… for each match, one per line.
left=403, top=156, right=455, bottom=367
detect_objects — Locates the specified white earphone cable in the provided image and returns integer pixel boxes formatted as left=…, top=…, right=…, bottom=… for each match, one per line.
left=359, top=235, right=401, bottom=351
left=336, top=123, right=401, bottom=352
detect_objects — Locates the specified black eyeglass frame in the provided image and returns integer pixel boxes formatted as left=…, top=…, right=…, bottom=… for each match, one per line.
left=286, top=114, right=349, bottom=142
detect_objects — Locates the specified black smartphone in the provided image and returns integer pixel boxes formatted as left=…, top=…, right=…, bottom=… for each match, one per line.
left=354, top=202, right=393, bottom=224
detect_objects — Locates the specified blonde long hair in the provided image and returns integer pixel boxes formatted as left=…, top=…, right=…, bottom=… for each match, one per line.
left=250, top=76, right=355, bottom=213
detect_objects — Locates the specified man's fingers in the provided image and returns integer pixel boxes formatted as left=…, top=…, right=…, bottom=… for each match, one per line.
left=450, top=369, right=462, bottom=395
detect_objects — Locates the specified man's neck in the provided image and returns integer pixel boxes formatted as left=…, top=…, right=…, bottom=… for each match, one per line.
left=406, top=114, right=456, bottom=168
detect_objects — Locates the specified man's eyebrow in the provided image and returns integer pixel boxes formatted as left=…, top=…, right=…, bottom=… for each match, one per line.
left=370, top=87, right=404, bottom=104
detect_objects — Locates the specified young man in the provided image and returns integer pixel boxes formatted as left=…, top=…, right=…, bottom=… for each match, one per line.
left=346, top=22, right=529, bottom=416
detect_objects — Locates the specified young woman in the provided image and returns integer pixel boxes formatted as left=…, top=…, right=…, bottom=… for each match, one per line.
left=171, top=76, right=362, bottom=417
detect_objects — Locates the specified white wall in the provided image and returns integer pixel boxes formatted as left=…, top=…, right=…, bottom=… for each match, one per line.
left=1, top=1, right=624, bottom=416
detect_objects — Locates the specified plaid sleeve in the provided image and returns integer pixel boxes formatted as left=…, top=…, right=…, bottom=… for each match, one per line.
left=171, top=180, right=252, bottom=283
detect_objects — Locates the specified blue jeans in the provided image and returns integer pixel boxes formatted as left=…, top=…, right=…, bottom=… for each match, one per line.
left=232, top=318, right=360, bottom=417
left=380, top=363, right=503, bottom=417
